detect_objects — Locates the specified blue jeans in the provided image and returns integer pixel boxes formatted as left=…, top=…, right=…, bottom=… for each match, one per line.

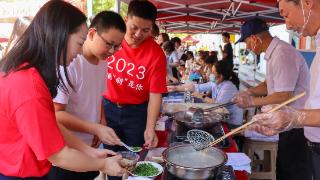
left=102, top=98, right=148, bottom=180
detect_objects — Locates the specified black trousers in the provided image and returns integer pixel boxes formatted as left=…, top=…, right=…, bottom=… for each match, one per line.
left=276, top=128, right=312, bottom=180
left=307, top=140, right=320, bottom=180
left=0, top=174, right=47, bottom=180
left=102, top=98, right=148, bottom=180
left=47, top=166, right=98, bottom=180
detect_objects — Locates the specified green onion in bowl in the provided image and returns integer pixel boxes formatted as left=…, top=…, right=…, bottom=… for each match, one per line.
left=129, top=161, right=163, bottom=178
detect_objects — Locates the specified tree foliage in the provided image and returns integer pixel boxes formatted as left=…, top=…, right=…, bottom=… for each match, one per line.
left=91, top=0, right=128, bottom=17
left=120, top=1, right=128, bottom=18
left=92, top=0, right=114, bottom=16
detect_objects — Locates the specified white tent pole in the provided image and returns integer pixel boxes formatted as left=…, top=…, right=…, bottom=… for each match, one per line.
left=87, top=0, right=92, bottom=18
left=114, top=0, right=121, bottom=13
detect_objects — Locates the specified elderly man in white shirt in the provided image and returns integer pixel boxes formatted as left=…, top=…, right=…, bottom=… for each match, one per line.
left=251, top=0, right=320, bottom=179
left=234, top=18, right=312, bottom=180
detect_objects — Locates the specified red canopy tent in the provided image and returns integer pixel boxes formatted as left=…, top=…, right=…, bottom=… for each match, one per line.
left=156, top=0, right=282, bottom=33
left=182, top=35, right=199, bottom=45
left=0, top=38, right=8, bottom=43
left=122, top=0, right=282, bottom=34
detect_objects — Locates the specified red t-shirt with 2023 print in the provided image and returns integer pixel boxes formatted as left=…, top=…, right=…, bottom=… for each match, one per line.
left=103, top=37, right=167, bottom=104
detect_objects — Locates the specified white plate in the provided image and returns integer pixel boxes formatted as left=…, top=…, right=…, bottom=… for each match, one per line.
left=129, top=161, right=163, bottom=178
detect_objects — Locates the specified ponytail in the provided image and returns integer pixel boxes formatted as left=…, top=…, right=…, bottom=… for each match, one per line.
left=230, top=72, right=240, bottom=90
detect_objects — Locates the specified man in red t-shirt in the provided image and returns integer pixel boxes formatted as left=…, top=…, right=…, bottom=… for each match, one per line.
left=102, top=3, right=166, bottom=179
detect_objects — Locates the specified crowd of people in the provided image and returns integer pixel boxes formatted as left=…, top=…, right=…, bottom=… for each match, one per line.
left=1, top=0, right=320, bottom=180
left=154, top=30, right=235, bottom=84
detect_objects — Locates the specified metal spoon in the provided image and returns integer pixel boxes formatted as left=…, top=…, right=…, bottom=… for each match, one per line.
left=120, top=141, right=142, bottom=153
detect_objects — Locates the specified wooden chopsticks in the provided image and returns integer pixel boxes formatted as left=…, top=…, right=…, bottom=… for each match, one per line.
left=207, top=92, right=306, bottom=147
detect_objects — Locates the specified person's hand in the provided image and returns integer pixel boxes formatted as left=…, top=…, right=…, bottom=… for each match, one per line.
left=167, top=85, right=177, bottom=92
left=95, top=125, right=121, bottom=146
left=102, top=155, right=125, bottom=176
left=249, top=105, right=305, bottom=136
left=91, top=148, right=117, bottom=159
left=171, top=77, right=179, bottom=84
left=233, top=91, right=252, bottom=98
left=83, top=144, right=117, bottom=158
left=183, top=83, right=195, bottom=91
left=233, top=91, right=255, bottom=108
left=91, top=135, right=101, bottom=148
left=144, top=129, right=158, bottom=149
left=192, top=92, right=204, bottom=99
left=167, top=75, right=179, bottom=85
left=248, top=123, right=280, bottom=136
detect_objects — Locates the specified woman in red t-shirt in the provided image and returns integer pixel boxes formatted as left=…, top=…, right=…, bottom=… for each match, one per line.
left=0, top=1, right=124, bottom=179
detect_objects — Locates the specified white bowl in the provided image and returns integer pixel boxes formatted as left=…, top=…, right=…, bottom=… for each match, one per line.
left=129, top=161, right=163, bottom=179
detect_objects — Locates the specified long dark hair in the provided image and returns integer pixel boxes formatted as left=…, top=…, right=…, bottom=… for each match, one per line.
left=159, top=33, right=169, bottom=47
left=205, top=55, right=218, bottom=65
left=214, top=60, right=240, bottom=89
left=162, top=40, right=175, bottom=53
left=0, top=0, right=87, bottom=98
left=186, top=51, right=194, bottom=59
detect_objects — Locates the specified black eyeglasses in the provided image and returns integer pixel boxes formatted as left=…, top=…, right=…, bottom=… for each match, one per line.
left=95, top=29, right=122, bottom=51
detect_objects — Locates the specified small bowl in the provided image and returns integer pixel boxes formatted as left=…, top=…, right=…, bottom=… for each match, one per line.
left=118, top=151, right=140, bottom=168
left=129, top=161, right=163, bottom=179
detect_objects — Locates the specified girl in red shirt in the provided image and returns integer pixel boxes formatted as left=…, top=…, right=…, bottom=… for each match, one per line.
left=0, top=1, right=124, bottom=179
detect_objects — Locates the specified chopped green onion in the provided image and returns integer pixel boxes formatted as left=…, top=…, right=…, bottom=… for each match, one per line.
left=132, top=163, right=159, bottom=176
left=131, top=147, right=142, bottom=151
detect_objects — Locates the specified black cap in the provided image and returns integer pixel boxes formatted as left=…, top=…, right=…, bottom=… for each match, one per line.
left=235, top=18, right=269, bottom=44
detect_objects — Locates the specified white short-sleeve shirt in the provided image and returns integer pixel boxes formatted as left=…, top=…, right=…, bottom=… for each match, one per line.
left=54, top=54, right=107, bottom=145
left=304, top=31, right=320, bottom=143
left=264, top=37, right=310, bottom=109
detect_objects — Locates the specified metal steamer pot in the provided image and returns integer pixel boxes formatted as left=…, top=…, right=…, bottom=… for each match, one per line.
left=162, top=144, right=227, bottom=179
left=173, top=111, right=224, bottom=130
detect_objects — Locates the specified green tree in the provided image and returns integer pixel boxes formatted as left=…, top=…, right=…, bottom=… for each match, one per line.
left=120, top=1, right=128, bottom=18
left=89, top=0, right=128, bottom=17
left=92, top=0, right=114, bottom=16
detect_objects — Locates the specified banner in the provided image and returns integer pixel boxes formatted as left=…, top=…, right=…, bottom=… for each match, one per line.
left=0, top=0, right=85, bottom=19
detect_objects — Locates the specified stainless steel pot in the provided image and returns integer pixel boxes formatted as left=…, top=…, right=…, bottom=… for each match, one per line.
left=173, top=111, right=223, bottom=130
left=162, top=144, right=227, bottom=180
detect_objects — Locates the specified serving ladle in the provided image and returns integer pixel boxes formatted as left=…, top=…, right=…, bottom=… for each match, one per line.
left=121, top=141, right=143, bottom=153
